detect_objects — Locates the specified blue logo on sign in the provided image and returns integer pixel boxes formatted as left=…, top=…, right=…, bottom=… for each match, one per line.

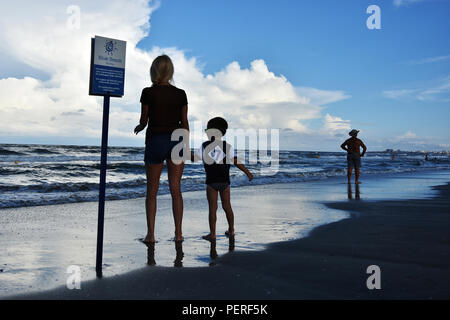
left=104, top=40, right=117, bottom=56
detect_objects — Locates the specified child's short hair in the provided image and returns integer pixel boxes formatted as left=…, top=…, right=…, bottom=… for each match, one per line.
left=150, top=55, right=174, bottom=85
left=207, top=117, right=228, bottom=135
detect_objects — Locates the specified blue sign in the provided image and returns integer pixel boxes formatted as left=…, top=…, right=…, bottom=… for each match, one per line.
left=89, top=36, right=126, bottom=97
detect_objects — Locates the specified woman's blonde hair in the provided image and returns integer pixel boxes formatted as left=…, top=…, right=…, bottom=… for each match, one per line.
left=150, top=55, right=174, bottom=85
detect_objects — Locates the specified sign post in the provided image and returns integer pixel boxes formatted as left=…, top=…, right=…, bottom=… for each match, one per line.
left=89, top=35, right=126, bottom=277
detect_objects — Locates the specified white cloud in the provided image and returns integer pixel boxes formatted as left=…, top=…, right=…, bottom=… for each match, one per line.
left=323, top=113, right=351, bottom=136
left=382, top=77, right=450, bottom=102
left=417, top=78, right=450, bottom=101
left=382, top=89, right=416, bottom=99
left=0, top=0, right=352, bottom=149
left=406, top=54, right=450, bottom=65
left=180, top=59, right=321, bottom=130
left=296, top=87, right=351, bottom=106
left=0, top=0, right=157, bottom=139
left=377, top=130, right=450, bottom=151
left=398, top=131, right=417, bottom=139
left=393, top=0, right=428, bottom=7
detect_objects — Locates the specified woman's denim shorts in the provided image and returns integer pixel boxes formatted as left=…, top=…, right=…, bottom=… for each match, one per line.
left=144, top=133, right=184, bottom=165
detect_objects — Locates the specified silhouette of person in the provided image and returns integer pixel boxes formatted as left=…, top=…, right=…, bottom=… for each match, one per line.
left=341, top=129, right=367, bottom=184
left=134, top=55, right=189, bottom=243
left=191, top=117, right=253, bottom=242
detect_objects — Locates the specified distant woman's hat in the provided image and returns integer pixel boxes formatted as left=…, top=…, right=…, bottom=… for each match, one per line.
left=349, top=129, right=360, bottom=136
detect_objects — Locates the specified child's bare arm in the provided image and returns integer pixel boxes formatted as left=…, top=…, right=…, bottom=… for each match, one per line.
left=233, top=157, right=253, bottom=181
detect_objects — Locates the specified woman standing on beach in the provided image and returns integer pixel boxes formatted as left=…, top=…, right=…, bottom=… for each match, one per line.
left=134, top=55, right=189, bottom=243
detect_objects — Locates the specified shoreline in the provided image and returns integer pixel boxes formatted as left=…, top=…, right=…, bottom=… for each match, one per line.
left=1, top=166, right=448, bottom=211
left=2, top=158, right=448, bottom=210
left=5, top=173, right=450, bottom=299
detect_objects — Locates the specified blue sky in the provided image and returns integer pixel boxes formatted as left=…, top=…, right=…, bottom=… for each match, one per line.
left=0, top=0, right=449, bottom=150
left=139, top=0, right=450, bottom=148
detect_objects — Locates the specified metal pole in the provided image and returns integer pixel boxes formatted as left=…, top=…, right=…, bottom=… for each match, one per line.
left=96, top=92, right=110, bottom=278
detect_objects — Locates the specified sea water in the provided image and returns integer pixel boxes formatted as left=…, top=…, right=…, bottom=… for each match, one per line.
left=1, top=143, right=449, bottom=208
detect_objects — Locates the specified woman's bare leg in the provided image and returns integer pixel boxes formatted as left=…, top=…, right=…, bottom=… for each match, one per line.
left=205, top=185, right=218, bottom=240
left=144, top=163, right=164, bottom=243
left=167, top=159, right=184, bottom=241
left=219, top=186, right=234, bottom=237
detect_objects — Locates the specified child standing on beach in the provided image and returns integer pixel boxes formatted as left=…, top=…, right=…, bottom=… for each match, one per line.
left=193, top=117, right=253, bottom=241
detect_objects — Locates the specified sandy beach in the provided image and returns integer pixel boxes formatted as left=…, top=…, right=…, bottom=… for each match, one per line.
left=2, top=0, right=450, bottom=307
left=2, top=170, right=450, bottom=299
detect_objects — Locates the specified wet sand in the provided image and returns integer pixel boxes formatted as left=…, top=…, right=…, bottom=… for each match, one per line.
left=0, top=180, right=349, bottom=296
left=4, top=171, right=450, bottom=299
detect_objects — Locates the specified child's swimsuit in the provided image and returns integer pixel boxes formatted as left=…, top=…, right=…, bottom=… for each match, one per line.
left=195, top=140, right=235, bottom=191
left=207, top=182, right=230, bottom=192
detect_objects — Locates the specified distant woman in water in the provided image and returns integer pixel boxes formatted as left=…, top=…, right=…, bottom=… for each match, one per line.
left=134, top=55, right=189, bottom=243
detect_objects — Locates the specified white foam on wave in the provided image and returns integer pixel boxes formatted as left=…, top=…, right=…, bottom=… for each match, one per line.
left=1, top=144, right=449, bottom=208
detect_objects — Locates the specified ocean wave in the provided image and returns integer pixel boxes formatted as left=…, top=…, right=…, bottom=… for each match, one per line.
left=2, top=163, right=447, bottom=208
left=0, top=178, right=148, bottom=193
left=30, top=148, right=60, bottom=155
left=1, top=144, right=449, bottom=209
left=0, top=148, right=25, bottom=156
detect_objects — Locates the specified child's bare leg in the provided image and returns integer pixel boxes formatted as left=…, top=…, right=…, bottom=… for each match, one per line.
left=203, top=185, right=218, bottom=241
left=219, top=186, right=234, bottom=237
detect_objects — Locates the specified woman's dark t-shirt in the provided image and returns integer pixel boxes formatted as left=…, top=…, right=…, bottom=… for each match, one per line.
left=140, top=84, right=188, bottom=144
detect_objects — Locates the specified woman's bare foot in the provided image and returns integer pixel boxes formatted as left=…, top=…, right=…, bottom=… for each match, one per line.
left=225, top=230, right=235, bottom=238
left=202, top=234, right=216, bottom=242
left=174, top=231, right=184, bottom=242
left=142, top=234, right=155, bottom=244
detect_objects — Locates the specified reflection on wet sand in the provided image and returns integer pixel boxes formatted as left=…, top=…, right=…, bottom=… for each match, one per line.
left=144, top=241, right=184, bottom=267
left=144, top=235, right=236, bottom=268
left=209, top=236, right=235, bottom=266
left=347, top=183, right=360, bottom=200
left=145, top=242, right=156, bottom=266
left=174, top=241, right=184, bottom=268
left=228, top=235, right=235, bottom=252
left=209, top=240, right=218, bottom=266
